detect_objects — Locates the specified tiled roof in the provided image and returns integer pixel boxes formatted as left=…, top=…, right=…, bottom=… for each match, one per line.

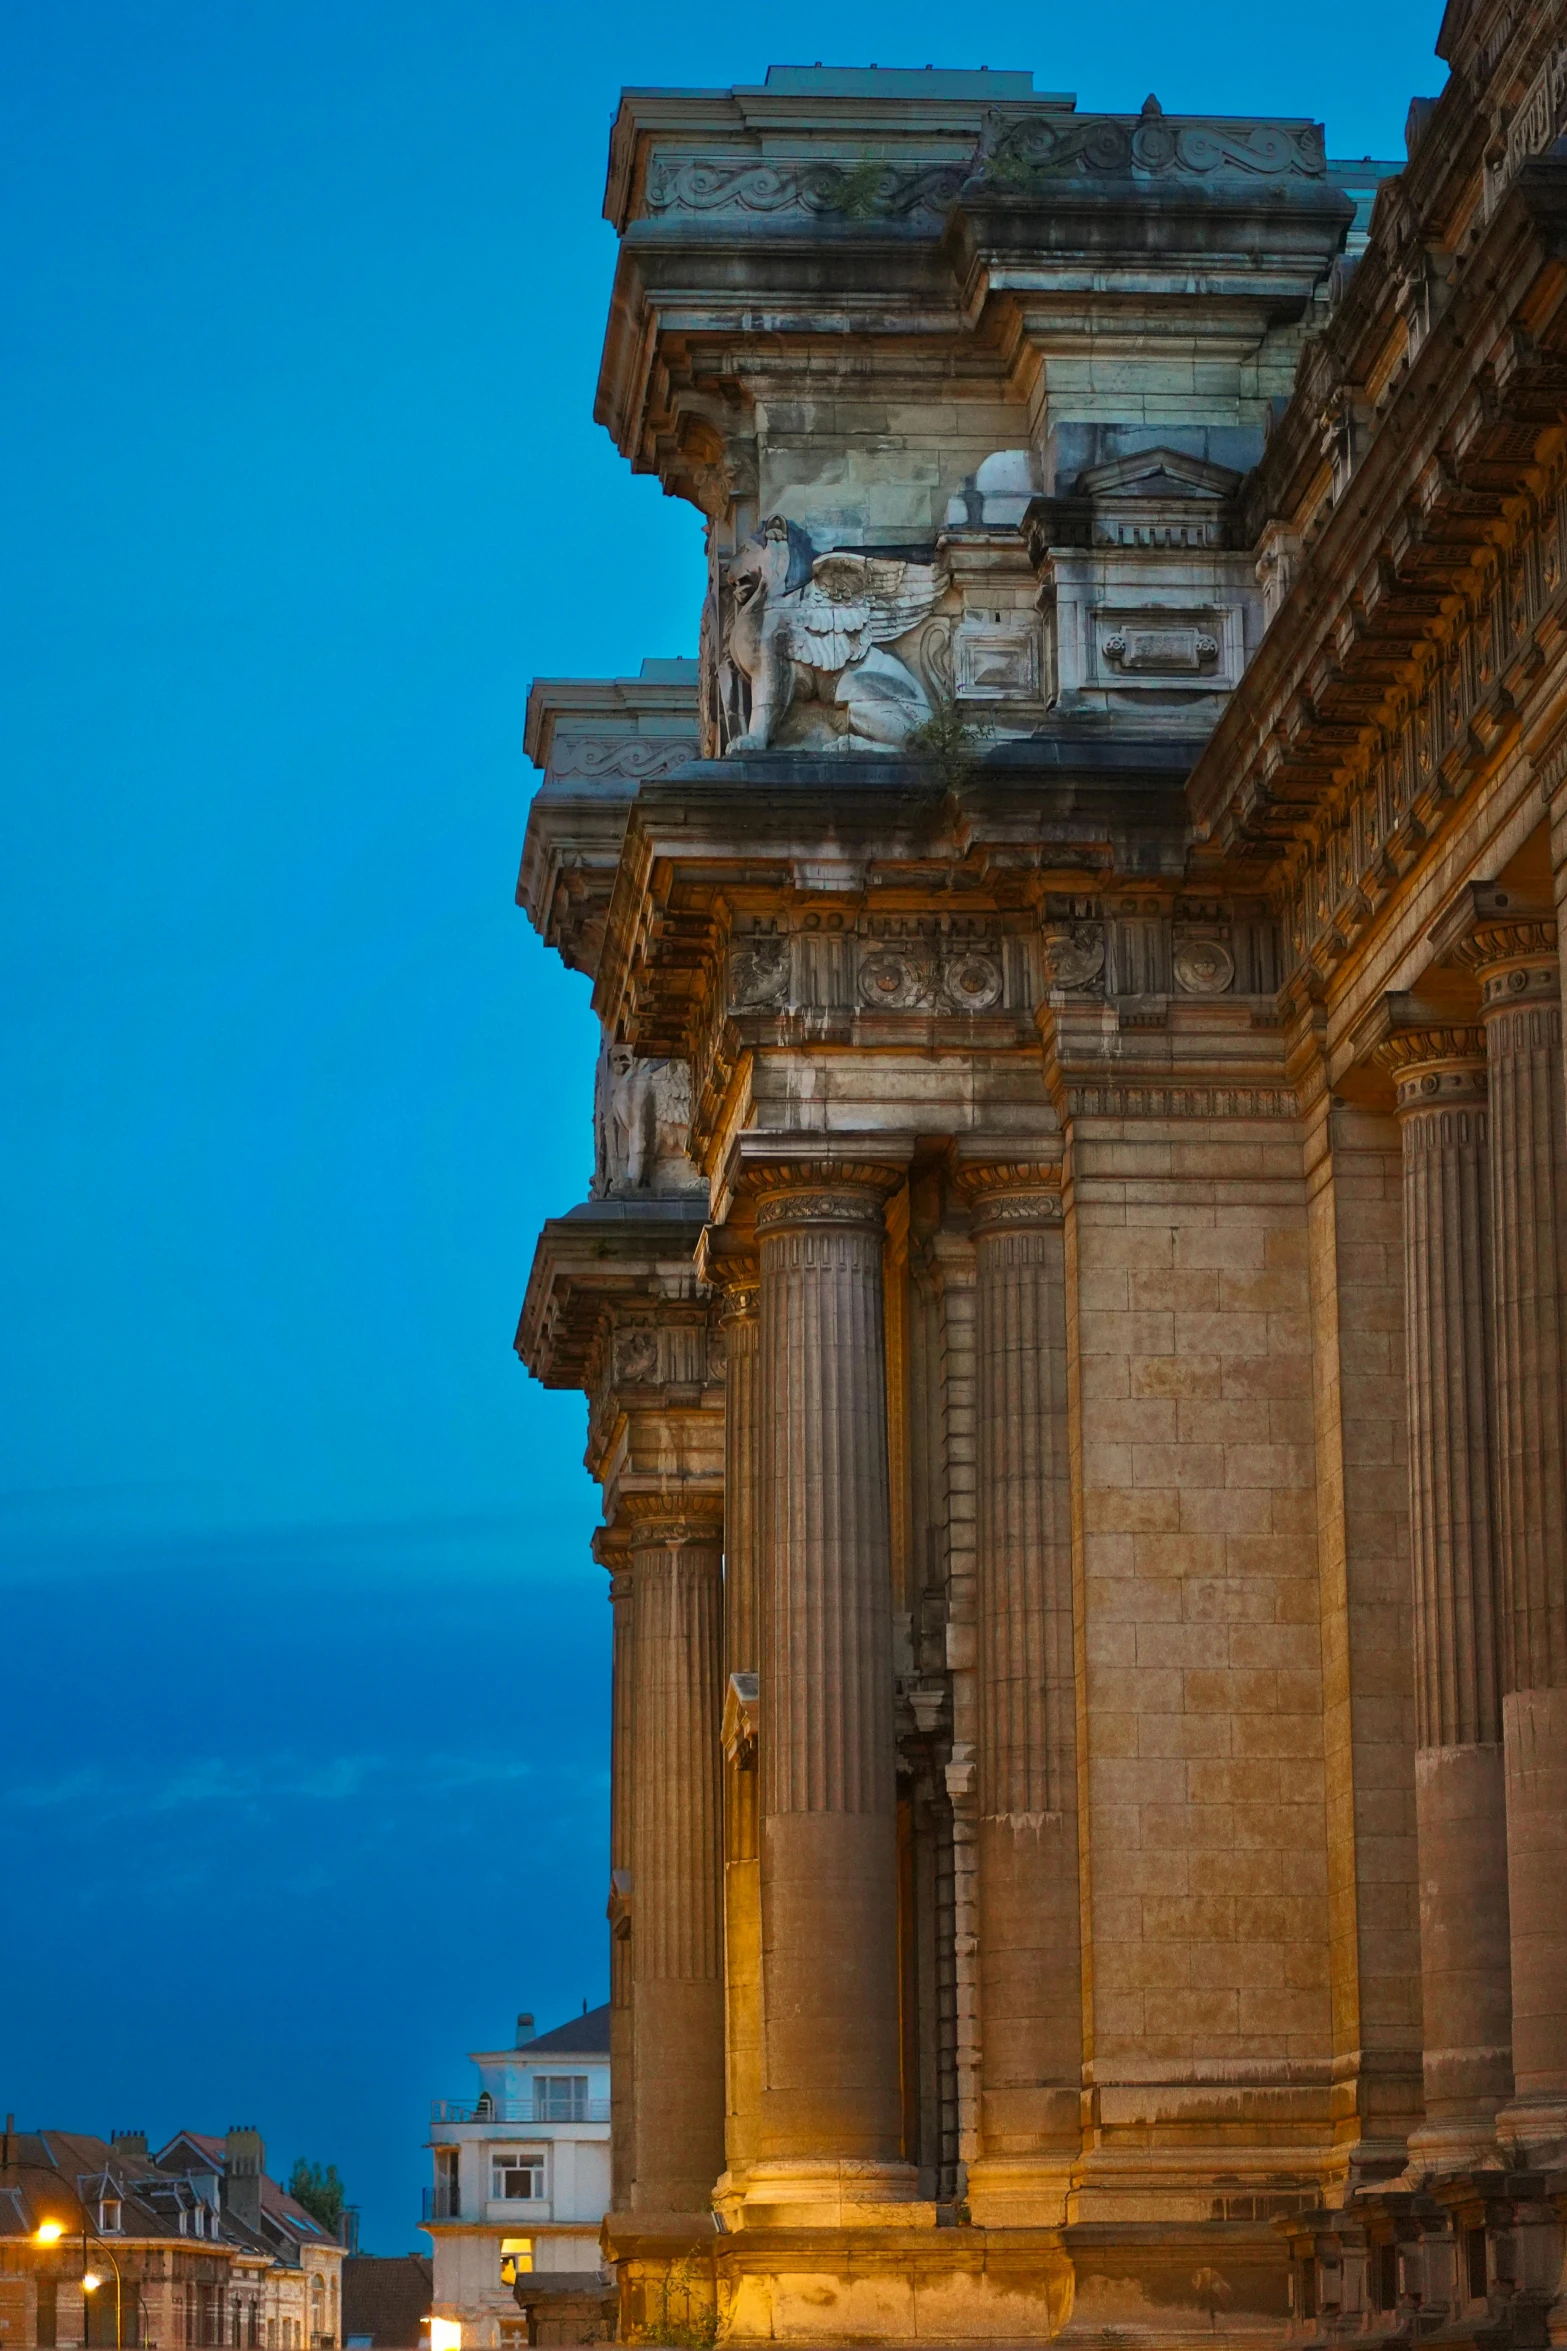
left=520, top=2004, right=610, bottom=2057
left=342, top=2254, right=431, bottom=2348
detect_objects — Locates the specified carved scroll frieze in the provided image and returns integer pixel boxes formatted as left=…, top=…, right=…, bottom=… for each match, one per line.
left=548, top=737, right=697, bottom=779
left=974, top=110, right=1327, bottom=187
left=643, top=154, right=966, bottom=222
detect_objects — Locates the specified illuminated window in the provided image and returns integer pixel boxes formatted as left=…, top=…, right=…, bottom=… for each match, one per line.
left=490, top=2154, right=544, bottom=2202
left=499, top=2242, right=533, bottom=2288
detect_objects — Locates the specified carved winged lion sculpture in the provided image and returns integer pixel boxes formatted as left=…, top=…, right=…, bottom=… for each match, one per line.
left=724, top=517, right=945, bottom=752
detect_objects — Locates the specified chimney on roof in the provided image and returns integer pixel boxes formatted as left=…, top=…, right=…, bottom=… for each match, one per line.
left=222, top=2127, right=265, bottom=2235
left=110, top=2131, right=147, bottom=2158
left=515, top=2013, right=535, bottom=2047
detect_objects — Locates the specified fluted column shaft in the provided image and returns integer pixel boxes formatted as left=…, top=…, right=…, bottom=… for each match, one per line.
left=625, top=1497, right=726, bottom=2213
left=1466, top=921, right=1567, bottom=2138
left=754, top=1165, right=908, bottom=2178
left=961, top=1162, right=1082, bottom=2177
left=599, top=1535, right=636, bottom=2211
left=1384, top=1033, right=1512, bottom=2157
left=717, top=1265, right=763, bottom=2182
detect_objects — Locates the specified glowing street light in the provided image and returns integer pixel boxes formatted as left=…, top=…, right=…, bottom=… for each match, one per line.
left=34, top=2223, right=65, bottom=2246
left=430, top=2319, right=462, bottom=2351
left=83, top=2274, right=103, bottom=2295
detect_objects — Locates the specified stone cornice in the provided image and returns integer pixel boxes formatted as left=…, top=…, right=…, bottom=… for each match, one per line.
left=1189, top=159, right=1567, bottom=860
left=516, top=1197, right=711, bottom=1390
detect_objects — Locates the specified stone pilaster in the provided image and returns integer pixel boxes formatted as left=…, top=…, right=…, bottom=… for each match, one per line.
left=745, top=1159, right=926, bottom=2223
left=1380, top=1029, right=1512, bottom=2166
left=1459, top=918, right=1567, bottom=2151
left=595, top=1524, right=638, bottom=2213
left=623, top=1491, right=727, bottom=2218
left=955, top=1157, right=1082, bottom=2224
left=711, top=1251, right=765, bottom=2202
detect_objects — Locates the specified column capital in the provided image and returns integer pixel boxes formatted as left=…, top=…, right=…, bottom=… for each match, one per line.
left=750, top=1161, right=904, bottom=1237
left=953, top=1156, right=1065, bottom=1236
left=1429, top=880, right=1559, bottom=1006
left=1374, top=1025, right=1490, bottom=1116
left=1459, top=922, right=1561, bottom=1014
left=619, top=1487, right=724, bottom=1546
left=695, top=1224, right=760, bottom=1320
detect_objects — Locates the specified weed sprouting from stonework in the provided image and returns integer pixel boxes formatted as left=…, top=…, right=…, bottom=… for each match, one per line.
left=832, top=155, right=889, bottom=219
left=643, top=2256, right=718, bottom=2351
left=905, top=692, right=994, bottom=787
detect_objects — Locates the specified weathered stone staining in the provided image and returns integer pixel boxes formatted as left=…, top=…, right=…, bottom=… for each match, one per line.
left=515, top=16, right=1567, bottom=2345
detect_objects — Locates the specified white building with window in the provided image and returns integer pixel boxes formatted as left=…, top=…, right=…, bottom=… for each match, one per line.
left=423, top=2006, right=609, bottom=2349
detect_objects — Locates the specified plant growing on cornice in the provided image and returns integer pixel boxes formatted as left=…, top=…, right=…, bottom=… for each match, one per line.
left=831, top=154, right=890, bottom=219
left=904, top=692, right=993, bottom=788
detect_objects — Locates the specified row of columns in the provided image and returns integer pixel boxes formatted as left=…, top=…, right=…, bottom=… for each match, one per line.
left=1381, top=908, right=1567, bottom=2165
left=603, top=1150, right=1084, bottom=2227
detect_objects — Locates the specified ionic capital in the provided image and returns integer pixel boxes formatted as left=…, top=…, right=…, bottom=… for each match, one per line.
left=1454, top=919, right=1560, bottom=1011
left=749, top=1159, right=904, bottom=1238
left=953, top=1157, right=1065, bottom=1237
left=618, top=1487, right=724, bottom=1549
left=1375, top=1025, right=1490, bottom=1117
left=1428, top=881, right=1559, bottom=1010
left=695, top=1225, right=761, bottom=1323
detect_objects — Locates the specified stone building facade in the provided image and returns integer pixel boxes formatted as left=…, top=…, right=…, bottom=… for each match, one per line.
left=516, top=8, right=1567, bottom=2342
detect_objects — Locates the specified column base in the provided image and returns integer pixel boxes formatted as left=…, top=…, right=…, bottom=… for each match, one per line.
left=726, top=2158, right=935, bottom=2231
left=602, top=2210, right=718, bottom=2347
left=1497, top=2095, right=1567, bottom=2162
left=710, top=2217, right=1292, bottom=2345
left=1401, top=2117, right=1509, bottom=2178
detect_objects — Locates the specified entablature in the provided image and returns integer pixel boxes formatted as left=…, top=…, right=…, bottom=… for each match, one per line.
left=519, top=662, right=700, bottom=978
left=1185, top=143, right=1567, bottom=1007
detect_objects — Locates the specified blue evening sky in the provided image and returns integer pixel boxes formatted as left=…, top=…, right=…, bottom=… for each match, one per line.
left=3, top=0, right=1443, bottom=2253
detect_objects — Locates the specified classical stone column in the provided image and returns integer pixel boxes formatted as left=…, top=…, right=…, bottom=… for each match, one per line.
left=956, top=1159, right=1082, bottom=2214
left=595, top=1526, right=637, bottom=2212
left=1380, top=1030, right=1512, bottom=2165
left=624, top=1493, right=726, bottom=2216
left=1460, top=917, right=1567, bottom=2149
left=715, top=1255, right=764, bottom=2195
left=749, top=1160, right=918, bottom=2215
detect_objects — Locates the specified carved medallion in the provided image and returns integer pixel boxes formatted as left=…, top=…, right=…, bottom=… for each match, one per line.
left=858, top=949, right=936, bottom=1010
left=1042, top=924, right=1106, bottom=992
left=729, top=937, right=790, bottom=1010
left=1173, top=933, right=1236, bottom=995
left=613, top=1328, right=659, bottom=1385
left=942, top=951, right=1003, bottom=1012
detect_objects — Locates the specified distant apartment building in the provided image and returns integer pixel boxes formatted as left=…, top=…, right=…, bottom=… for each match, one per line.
left=0, top=2125, right=345, bottom=2349
left=156, top=2133, right=344, bottom=2350
left=423, top=2008, right=609, bottom=2349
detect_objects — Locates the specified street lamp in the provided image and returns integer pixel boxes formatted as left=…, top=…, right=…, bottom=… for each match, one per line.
left=34, top=2214, right=122, bottom=2350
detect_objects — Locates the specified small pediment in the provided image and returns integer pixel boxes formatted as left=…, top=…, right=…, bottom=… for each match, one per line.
left=1072, top=447, right=1245, bottom=502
